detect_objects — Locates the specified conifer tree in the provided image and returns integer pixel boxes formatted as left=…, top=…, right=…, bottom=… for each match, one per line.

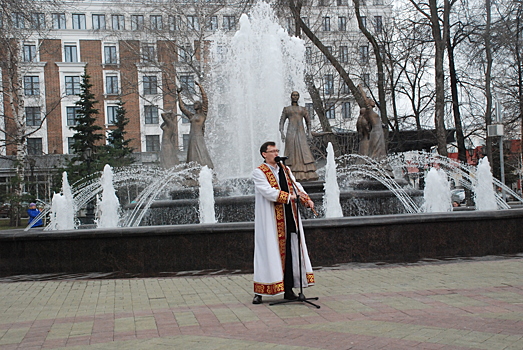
left=100, top=100, right=134, bottom=168
left=66, top=70, right=103, bottom=183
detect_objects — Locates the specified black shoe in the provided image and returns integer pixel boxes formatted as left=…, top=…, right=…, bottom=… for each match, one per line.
left=284, top=290, right=298, bottom=300
left=252, top=295, right=262, bottom=304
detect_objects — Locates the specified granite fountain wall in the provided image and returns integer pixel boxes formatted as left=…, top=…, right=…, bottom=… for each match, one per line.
left=1, top=208, right=522, bottom=277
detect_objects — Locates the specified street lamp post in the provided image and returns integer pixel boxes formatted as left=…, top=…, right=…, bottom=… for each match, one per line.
left=83, top=147, right=95, bottom=224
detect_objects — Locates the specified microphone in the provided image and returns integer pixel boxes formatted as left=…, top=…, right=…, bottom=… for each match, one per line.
left=274, top=156, right=288, bottom=164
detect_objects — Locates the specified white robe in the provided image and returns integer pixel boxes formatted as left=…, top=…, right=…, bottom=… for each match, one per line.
left=252, top=163, right=315, bottom=296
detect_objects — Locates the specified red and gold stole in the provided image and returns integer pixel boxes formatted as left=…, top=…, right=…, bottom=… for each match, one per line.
left=258, top=163, right=289, bottom=270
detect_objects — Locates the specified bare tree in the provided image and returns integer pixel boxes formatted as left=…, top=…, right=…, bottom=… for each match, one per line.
left=0, top=0, right=62, bottom=226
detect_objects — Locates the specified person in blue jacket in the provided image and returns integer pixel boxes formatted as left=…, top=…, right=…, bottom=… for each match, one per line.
left=27, top=203, right=43, bottom=228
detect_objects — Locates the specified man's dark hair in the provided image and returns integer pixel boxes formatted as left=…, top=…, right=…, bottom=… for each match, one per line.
left=260, top=141, right=276, bottom=157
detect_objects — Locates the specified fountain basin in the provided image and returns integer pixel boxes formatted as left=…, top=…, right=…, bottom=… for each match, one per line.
left=137, top=189, right=423, bottom=225
left=1, top=209, right=522, bottom=277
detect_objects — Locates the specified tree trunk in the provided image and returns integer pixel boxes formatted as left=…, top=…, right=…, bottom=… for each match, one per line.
left=429, top=0, right=448, bottom=156
left=484, top=0, right=493, bottom=164
left=447, top=38, right=467, bottom=163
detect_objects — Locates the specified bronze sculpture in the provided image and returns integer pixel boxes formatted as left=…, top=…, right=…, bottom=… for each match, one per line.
left=160, top=111, right=180, bottom=168
left=279, top=91, right=318, bottom=181
left=177, top=81, right=214, bottom=169
left=356, top=85, right=386, bottom=159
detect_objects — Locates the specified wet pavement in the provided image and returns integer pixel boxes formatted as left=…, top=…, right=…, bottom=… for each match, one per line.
left=1, top=256, right=523, bottom=349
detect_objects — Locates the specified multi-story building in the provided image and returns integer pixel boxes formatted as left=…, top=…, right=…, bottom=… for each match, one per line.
left=1, top=0, right=391, bottom=159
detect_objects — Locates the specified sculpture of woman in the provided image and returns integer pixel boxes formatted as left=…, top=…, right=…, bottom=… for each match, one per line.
left=160, top=111, right=180, bottom=168
left=279, top=91, right=318, bottom=181
left=177, top=81, right=214, bottom=168
left=356, top=85, right=386, bottom=159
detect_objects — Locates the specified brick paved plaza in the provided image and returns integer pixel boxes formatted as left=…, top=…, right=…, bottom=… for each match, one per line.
left=1, top=257, right=522, bottom=349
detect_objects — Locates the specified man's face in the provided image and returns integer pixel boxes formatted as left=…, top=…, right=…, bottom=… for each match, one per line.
left=291, top=92, right=299, bottom=102
left=262, top=145, right=279, bottom=164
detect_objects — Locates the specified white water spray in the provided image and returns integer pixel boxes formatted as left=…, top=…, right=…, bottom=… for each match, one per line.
left=422, top=168, right=452, bottom=213
left=199, top=166, right=217, bottom=224
left=47, top=172, right=75, bottom=230
left=474, top=157, right=498, bottom=211
left=96, top=165, right=120, bottom=228
left=323, top=143, right=343, bottom=218
left=208, top=1, right=306, bottom=179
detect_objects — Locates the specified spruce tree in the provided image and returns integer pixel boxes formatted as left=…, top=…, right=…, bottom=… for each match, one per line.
left=100, top=100, right=134, bottom=168
left=66, top=70, right=103, bottom=183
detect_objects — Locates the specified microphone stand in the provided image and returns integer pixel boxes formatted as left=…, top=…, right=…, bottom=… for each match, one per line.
left=270, top=160, right=320, bottom=309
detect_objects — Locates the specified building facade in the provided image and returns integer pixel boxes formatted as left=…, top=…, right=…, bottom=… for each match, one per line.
left=1, top=0, right=391, bottom=159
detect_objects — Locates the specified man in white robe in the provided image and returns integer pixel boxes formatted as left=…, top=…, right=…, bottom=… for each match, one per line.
left=252, top=141, right=315, bottom=304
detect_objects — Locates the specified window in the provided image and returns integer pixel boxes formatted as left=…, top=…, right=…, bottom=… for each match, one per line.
left=324, top=74, right=334, bottom=95
left=104, top=46, right=118, bottom=64
left=360, top=45, right=369, bottom=63
left=144, top=105, right=159, bottom=124
left=92, top=14, right=106, bottom=30
left=223, top=16, right=235, bottom=31
left=181, top=104, right=193, bottom=123
left=338, top=16, right=347, bottom=31
left=106, top=75, right=118, bottom=94
left=12, top=13, right=24, bottom=29
left=67, top=137, right=75, bottom=154
left=52, top=13, right=66, bottom=29
left=374, top=16, right=383, bottom=33
left=374, top=0, right=383, bottom=5
left=363, top=73, right=370, bottom=86
left=305, top=46, right=312, bottom=64
left=112, top=15, right=125, bottom=30
left=187, top=15, right=199, bottom=30
left=322, top=17, right=330, bottom=31
left=146, top=135, right=160, bottom=152
left=324, top=46, right=332, bottom=63
left=342, top=102, right=351, bottom=119
left=207, top=16, right=218, bottom=30
left=72, top=14, right=86, bottom=29
left=339, top=46, right=348, bottom=63
left=23, top=45, right=37, bottom=62
left=319, top=0, right=329, bottom=6
left=65, top=76, right=81, bottom=95
left=66, top=106, right=81, bottom=126
left=143, top=76, right=158, bottom=95
left=306, top=103, right=314, bottom=120
left=286, top=17, right=294, bottom=34
left=301, top=17, right=309, bottom=27
left=31, top=13, right=45, bottom=29
left=180, top=75, right=195, bottom=94
left=107, top=106, right=118, bottom=124
left=183, top=134, right=190, bottom=150
left=337, top=0, right=348, bottom=5
left=131, top=15, right=144, bottom=31
left=342, top=82, right=350, bottom=94
left=24, top=76, right=40, bottom=96
left=27, top=138, right=43, bottom=155
left=326, top=102, right=335, bottom=119
left=64, top=45, right=78, bottom=62
left=360, top=16, right=367, bottom=28
left=26, top=107, right=41, bottom=126
left=179, top=45, right=192, bottom=62
left=150, top=15, right=162, bottom=30
left=142, top=45, right=156, bottom=62
left=169, top=15, right=179, bottom=31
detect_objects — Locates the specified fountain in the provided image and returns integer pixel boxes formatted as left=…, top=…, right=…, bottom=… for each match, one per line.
left=474, top=157, right=498, bottom=211
left=421, top=168, right=452, bottom=213
left=46, top=172, right=75, bottom=230
left=4, top=2, right=523, bottom=278
left=96, top=165, right=120, bottom=228
left=323, top=143, right=343, bottom=218
left=198, top=166, right=217, bottom=224
left=208, top=1, right=306, bottom=179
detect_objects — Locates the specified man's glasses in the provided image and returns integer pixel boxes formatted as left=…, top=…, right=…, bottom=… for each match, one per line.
left=265, top=149, right=279, bottom=153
